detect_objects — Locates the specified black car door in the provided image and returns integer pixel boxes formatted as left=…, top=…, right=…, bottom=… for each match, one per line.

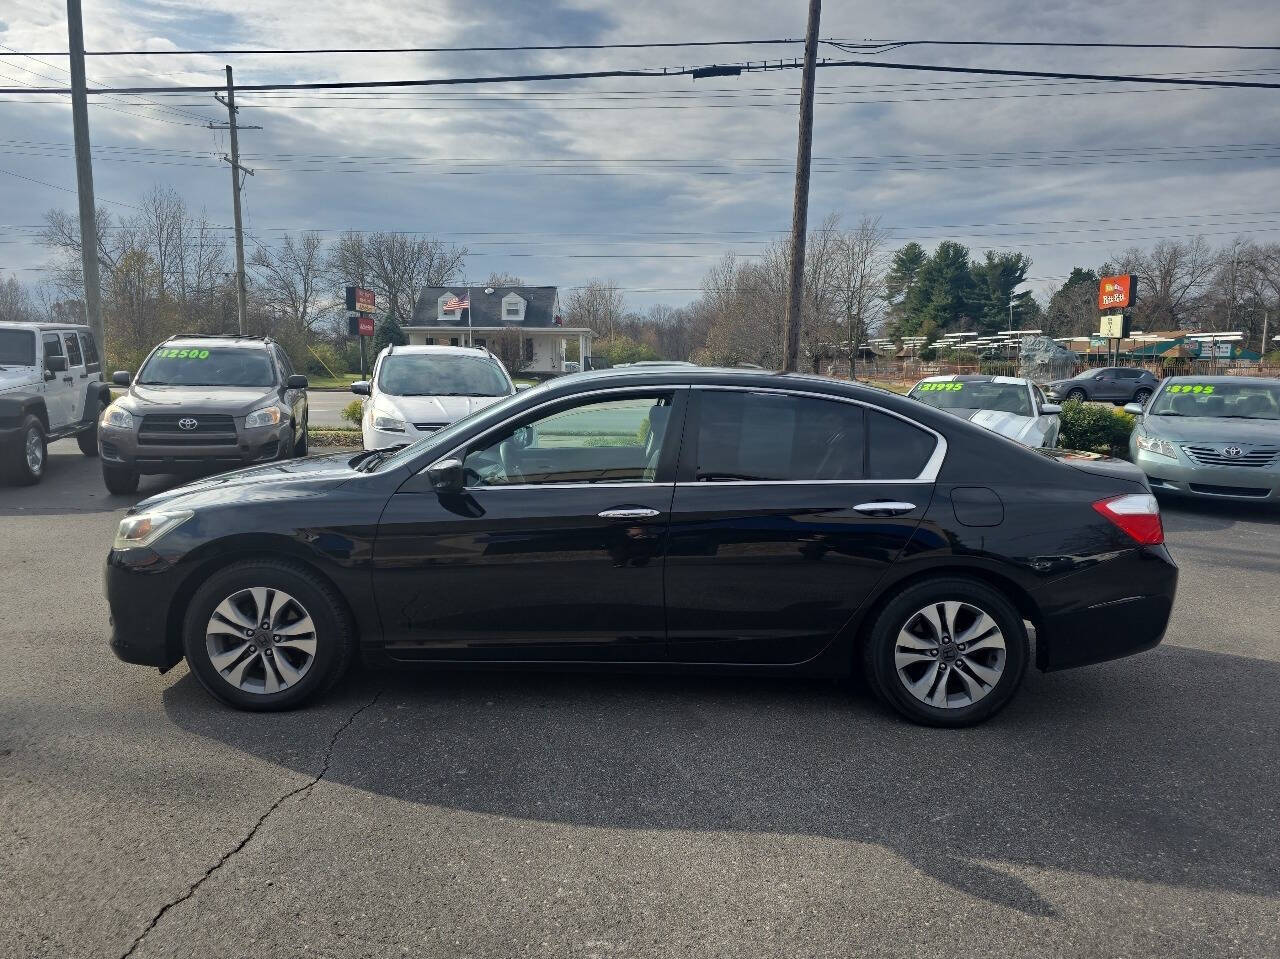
left=371, top=388, right=686, bottom=661
left=663, top=387, right=939, bottom=665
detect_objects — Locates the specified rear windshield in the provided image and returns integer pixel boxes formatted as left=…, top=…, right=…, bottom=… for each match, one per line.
left=137, top=346, right=275, bottom=387
left=1149, top=382, right=1280, bottom=420
left=911, top=381, right=1032, bottom=417
left=377, top=353, right=511, bottom=397
left=0, top=328, right=36, bottom=366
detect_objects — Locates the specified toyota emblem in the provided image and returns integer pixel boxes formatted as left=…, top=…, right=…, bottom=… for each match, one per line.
left=178, top=417, right=199, bottom=431
left=1222, top=446, right=1243, bottom=457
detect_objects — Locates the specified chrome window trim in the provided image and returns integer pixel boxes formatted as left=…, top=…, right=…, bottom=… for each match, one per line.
left=689, top=384, right=947, bottom=483
left=426, top=385, right=688, bottom=489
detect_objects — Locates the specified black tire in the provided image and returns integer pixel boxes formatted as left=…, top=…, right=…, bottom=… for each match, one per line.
left=182, top=559, right=355, bottom=711
left=102, top=463, right=139, bottom=495
left=1065, top=388, right=1087, bottom=403
left=294, top=417, right=308, bottom=456
left=1133, top=387, right=1153, bottom=405
left=5, top=415, right=46, bottom=485
left=77, top=403, right=100, bottom=456
left=861, top=577, right=1029, bottom=728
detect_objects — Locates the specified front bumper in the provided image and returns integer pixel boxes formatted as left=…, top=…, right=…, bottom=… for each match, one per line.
left=1132, top=448, right=1280, bottom=503
left=1032, top=544, right=1178, bottom=671
left=106, top=547, right=186, bottom=669
left=101, top=422, right=291, bottom=474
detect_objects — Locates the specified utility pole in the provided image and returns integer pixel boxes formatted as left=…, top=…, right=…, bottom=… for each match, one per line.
left=781, top=0, right=821, bottom=372
left=211, top=66, right=259, bottom=334
left=66, top=0, right=103, bottom=354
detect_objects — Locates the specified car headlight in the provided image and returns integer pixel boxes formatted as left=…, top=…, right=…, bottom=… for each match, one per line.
left=113, top=510, right=193, bottom=551
left=1135, top=433, right=1178, bottom=459
left=244, top=406, right=282, bottom=429
left=100, top=404, right=134, bottom=430
left=373, top=414, right=405, bottom=433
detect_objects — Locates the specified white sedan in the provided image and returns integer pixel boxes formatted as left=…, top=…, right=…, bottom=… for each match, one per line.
left=908, top=375, right=1062, bottom=448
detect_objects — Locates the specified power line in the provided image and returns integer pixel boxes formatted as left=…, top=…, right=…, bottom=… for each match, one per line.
left=5, top=58, right=1280, bottom=95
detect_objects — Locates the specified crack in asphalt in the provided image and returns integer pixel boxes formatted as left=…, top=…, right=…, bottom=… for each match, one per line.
left=118, top=688, right=384, bottom=959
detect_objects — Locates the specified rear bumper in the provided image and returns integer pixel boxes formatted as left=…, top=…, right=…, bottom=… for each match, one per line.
left=1032, top=545, right=1178, bottom=671
left=106, top=547, right=185, bottom=668
left=1133, top=449, right=1280, bottom=502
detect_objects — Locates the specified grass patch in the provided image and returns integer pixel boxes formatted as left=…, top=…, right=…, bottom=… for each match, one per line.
left=305, top=373, right=364, bottom=390
left=307, top=427, right=362, bottom=449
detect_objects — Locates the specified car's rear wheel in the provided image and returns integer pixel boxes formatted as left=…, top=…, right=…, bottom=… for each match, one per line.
left=1133, top=387, right=1153, bottom=404
left=861, top=578, right=1029, bottom=727
left=102, top=463, right=139, bottom=494
left=5, top=415, right=46, bottom=485
left=1066, top=388, right=1087, bottom=403
left=183, top=559, right=354, bottom=711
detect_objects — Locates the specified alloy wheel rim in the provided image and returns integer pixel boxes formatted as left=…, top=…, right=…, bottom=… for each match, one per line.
left=25, top=427, right=43, bottom=474
left=205, top=587, right=317, bottom=695
left=894, top=601, right=1006, bottom=709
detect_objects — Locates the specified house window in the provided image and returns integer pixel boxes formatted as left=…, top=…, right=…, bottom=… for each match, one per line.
left=502, top=293, right=526, bottom=321
left=450, top=337, right=460, bottom=346
left=505, top=304, right=520, bottom=316
left=425, top=337, right=435, bottom=345
left=474, top=338, right=487, bottom=348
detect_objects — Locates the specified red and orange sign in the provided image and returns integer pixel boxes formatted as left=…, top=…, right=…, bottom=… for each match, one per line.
left=1098, top=274, right=1136, bottom=311
left=345, top=286, right=376, bottom=314
left=357, top=315, right=374, bottom=336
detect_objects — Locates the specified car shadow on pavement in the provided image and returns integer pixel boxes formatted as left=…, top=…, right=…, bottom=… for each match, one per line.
left=162, top=642, right=1280, bottom=919
left=1159, top=496, right=1280, bottom=529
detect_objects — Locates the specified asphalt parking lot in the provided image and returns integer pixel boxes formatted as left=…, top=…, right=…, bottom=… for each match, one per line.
left=2, top=449, right=1278, bottom=958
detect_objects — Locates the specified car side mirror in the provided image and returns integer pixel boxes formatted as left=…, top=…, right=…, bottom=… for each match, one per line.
left=350, top=380, right=371, bottom=396
left=516, top=383, right=532, bottom=392
left=46, top=355, right=68, bottom=373
left=286, top=374, right=309, bottom=389
left=112, top=370, right=132, bottom=387
left=1123, top=402, right=1144, bottom=415
left=426, top=457, right=464, bottom=493
left=1041, top=403, right=1062, bottom=415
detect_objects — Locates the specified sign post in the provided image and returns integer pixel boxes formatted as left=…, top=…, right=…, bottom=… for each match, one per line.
left=345, top=286, right=376, bottom=378
left=1097, top=274, right=1137, bottom=367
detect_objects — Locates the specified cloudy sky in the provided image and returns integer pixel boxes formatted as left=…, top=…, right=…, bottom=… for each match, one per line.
left=2, top=0, right=1278, bottom=309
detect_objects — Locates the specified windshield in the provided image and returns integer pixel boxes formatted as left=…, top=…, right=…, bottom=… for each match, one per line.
left=137, top=346, right=275, bottom=387
left=0, top=328, right=36, bottom=366
left=912, top=381, right=1032, bottom=416
left=370, top=387, right=537, bottom=473
left=377, top=353, right=512, bottom=397
left=1148, top=382, right=1280, bottom=420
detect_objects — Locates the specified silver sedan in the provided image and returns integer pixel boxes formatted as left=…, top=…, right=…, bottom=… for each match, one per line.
left=1127, top=376, right=1280, bottom=503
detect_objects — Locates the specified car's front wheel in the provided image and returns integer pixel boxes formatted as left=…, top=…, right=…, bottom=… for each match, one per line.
left=183, top=560, right=355, bottom=711
left=861, top=578, right=1029, bottom=727
left=5, top=415, right=46, bottom=485
left=102, top=463, right=139, bottom=495
left=1133, top=387, right=1153, bottom=405
left=1066, top=388, right=1087, bottom=403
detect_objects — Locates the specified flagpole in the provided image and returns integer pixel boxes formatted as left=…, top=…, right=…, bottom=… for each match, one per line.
left=467, top=285, right=473, bottom=347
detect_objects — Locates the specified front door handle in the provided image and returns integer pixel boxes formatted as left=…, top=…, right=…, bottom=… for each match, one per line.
left=853, top=501, right=917, bottom=516
left=598, top=508, right=661, bottom=520
left=62, top=376, right=74, bottom=385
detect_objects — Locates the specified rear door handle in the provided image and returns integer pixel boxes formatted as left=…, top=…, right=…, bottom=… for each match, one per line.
left=62, top=376, right=74, bottom=384
left=853, top=501, right=917, bottom=516
left=598, top=508, right=661, bottom=520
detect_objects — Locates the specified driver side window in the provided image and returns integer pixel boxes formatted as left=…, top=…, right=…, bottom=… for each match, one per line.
left=462, top=393, right=675, bottom=487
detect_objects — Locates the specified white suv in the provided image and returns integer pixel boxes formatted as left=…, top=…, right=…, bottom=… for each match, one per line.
left=0, top=322, right=109, bottom=485
left=352, top=345, right=517, bottom=450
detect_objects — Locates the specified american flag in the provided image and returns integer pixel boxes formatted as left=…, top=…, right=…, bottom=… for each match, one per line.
left=443, top=293, right=470, bottom=312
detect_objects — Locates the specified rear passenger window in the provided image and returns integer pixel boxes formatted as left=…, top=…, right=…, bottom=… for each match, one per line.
left=42, top=333, right=64, bottom=359
left=867, top=410, right=936, bottom=479
left=694, top=391, right=865, bottom=482
left=64, top=333, right=84, bottom=367
left=80, top=333, right=100, bottom=371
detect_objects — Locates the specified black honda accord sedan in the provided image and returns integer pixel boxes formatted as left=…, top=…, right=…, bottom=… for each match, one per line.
left=107, top=367, right=1177, bottom=726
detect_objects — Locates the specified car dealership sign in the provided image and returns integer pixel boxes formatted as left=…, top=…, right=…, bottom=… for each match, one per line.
left=1098, top=274, right=1136, bottom=311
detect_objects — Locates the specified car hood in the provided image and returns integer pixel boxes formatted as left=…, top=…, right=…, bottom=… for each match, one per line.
left=0, top=365, right=40, bottom=393
left=1140, top=415, right=1280, bottom=443
left=939, top=407, right=1043, bottom=445
left=379, top=393, right=507, bottom=423
left=131, top=451, right=359, bottom=512
left=119, top=383, right=277, bottom=415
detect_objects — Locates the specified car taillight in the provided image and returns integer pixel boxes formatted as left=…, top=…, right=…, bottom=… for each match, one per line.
left=1092, top=493, right=1164, bottom=546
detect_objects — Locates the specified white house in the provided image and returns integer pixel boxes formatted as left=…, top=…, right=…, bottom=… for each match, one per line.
left=405, top=285, right=593, bottom=376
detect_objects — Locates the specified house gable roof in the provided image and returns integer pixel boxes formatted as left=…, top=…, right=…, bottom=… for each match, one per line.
left=410, top=286, right=558, bottom=327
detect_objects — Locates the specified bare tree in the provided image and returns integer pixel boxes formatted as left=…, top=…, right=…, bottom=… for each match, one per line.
left=1115, top=237, right=1218, bottom=331
left=834, top=215, right=891, bottom=379
left=0, top=276, right=36, bottom=324
left=251, top=232, right=330, bottom=333
left=489, top=327, right=531, bottom=375
left=485, top=271, right=524, bottom=287
left=330, top=232, right=467, bottom=324
left=562, top=279, right=626, bottom=342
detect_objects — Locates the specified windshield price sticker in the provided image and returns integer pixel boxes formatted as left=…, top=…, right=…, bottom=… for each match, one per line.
left=918, top=382, right=963, bottom=392
left=155, top=348, right=211, bottom=359
left=1167, top=384, right=1215, bottom=394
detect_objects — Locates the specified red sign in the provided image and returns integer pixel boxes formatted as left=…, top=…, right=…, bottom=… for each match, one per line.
left=1098, top=274, right=1136, bottom=311
left=357, top=315, right=374, bottom=337
left=345, top=286, right=375, bottom=314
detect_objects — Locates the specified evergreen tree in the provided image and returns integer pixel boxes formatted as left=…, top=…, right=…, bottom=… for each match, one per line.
left=372, top=313, right=408, bottom=354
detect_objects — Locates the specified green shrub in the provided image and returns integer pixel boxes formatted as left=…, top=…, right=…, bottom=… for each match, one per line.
left=1058, top=399, right=1134, bottom=457
left=305, top=342, right=343, bottom=377
left=340, top=398, right=365, bottom=427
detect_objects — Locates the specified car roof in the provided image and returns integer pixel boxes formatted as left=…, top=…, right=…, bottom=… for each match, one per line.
left=381, top=345, right=499, bottom=357
left=1162, top=375, right=1278, bottom=386
left=161, top=335, right=269, bottom=350
left=915, top=374, right=1030, bottom=385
